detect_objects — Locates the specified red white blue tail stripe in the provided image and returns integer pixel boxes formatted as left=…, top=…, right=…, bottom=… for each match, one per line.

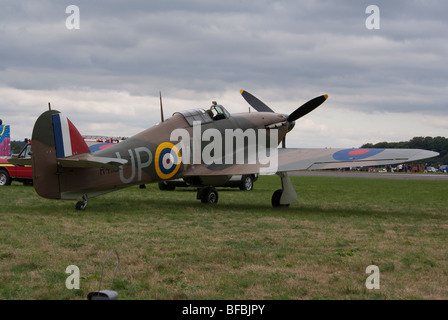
left=52, top=113, right=90, bottom=158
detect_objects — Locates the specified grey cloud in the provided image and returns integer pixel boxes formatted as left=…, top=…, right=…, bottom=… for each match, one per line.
left=0, top=0, right=447, bottom=122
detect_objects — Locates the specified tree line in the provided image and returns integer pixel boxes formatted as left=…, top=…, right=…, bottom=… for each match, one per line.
left=361, top=136, right=448, bottom=166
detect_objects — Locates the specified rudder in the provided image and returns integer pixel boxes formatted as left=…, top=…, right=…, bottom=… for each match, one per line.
left=52, top=113, right=90, bottom=157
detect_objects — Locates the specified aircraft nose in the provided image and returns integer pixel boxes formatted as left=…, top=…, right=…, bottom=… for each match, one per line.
left=287, top=120, right=295, bottom=132
left=281, top=114, right=295, bottom=132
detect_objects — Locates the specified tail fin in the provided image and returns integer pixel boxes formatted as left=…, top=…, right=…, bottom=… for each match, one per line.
left=32, top=110, right=90, bottom=199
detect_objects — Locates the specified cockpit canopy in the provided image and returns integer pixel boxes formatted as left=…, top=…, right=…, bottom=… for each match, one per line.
left=174, top=102, right=230, bottom=126
left=208, top=101, right=231, bottom=120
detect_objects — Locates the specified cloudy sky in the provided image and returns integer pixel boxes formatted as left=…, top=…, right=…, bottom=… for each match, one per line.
left=1, top=0, right=447, bottom=148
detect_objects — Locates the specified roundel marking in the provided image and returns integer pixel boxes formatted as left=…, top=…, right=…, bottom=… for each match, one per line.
left=332, top=148, right=385, bottom=161
left=155, top=142, right=182, bottom=179
left=348, top=149, right=370, bottom=156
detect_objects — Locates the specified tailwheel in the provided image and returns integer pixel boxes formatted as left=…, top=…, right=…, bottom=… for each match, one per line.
left=75, top=194, right=88, bottom=210
left=198, top=187, right=219, bottom=204
left=271, top=189, right=290, bottom=208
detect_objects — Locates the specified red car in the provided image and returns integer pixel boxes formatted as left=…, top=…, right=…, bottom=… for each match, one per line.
left=0, top=141, right=32, bottom=186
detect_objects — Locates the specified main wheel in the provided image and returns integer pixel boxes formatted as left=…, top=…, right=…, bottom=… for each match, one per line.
left=271, top=189, right=290, bottom=207
left=0, top=170, right=11, bottom=186
left=201, top=187, right=218, bottom=204
left=239, top=175, right=254, bottom=191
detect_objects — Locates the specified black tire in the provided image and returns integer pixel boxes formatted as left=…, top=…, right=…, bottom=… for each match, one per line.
left=271, top=189, right=290, bottom=207
left=75, top=201, right=87, bottom=210
left=0, top=170, right=12, bottom=186
left=239, top=175, right=254, bottom=191
left=201, top=187, right=218, bottom=204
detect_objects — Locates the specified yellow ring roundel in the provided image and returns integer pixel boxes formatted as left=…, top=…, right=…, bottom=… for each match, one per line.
left=155, top=142, right=182, bottom=180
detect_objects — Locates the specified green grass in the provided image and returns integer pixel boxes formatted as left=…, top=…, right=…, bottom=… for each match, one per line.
left=1, top=175, right=448, bottom=300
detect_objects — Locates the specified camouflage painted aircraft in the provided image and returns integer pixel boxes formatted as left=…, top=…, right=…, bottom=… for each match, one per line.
left=18, top=90, right=438, bottom=210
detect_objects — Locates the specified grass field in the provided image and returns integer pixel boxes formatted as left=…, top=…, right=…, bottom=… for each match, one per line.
left=1, top=175, right=447, bottom=300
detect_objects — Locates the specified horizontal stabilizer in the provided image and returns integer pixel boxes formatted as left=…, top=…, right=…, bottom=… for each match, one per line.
left=7, top=158, right=32, bottom=166
left=57, top=155, right=128, bottom=170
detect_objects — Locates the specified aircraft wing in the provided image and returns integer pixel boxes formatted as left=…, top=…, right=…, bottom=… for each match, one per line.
left=274, top=148, right=439, bottom=172
left=182, top=148, right=439, bottom=176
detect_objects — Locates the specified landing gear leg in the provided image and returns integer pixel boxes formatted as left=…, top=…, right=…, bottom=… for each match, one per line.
left=271, top=172, right=297, bottom=207
left=75, top=194, right=88, bottom=210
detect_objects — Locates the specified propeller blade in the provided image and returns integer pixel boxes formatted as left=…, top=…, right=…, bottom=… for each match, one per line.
left=240, top=90, right=275, bottom=113
left=287, top=94, right=328, bottom=122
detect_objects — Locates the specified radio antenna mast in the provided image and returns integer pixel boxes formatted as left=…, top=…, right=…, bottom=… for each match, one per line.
left=159, top=91, right=164, bottom=122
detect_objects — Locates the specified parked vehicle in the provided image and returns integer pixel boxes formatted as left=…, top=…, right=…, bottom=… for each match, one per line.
left=0, top=141, right=32, bottom=186
left=159, top=174, right=258, bottom=191
left=439, top=165, right=448, bottom=173
left=426, top=166, right=438, bottom=173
